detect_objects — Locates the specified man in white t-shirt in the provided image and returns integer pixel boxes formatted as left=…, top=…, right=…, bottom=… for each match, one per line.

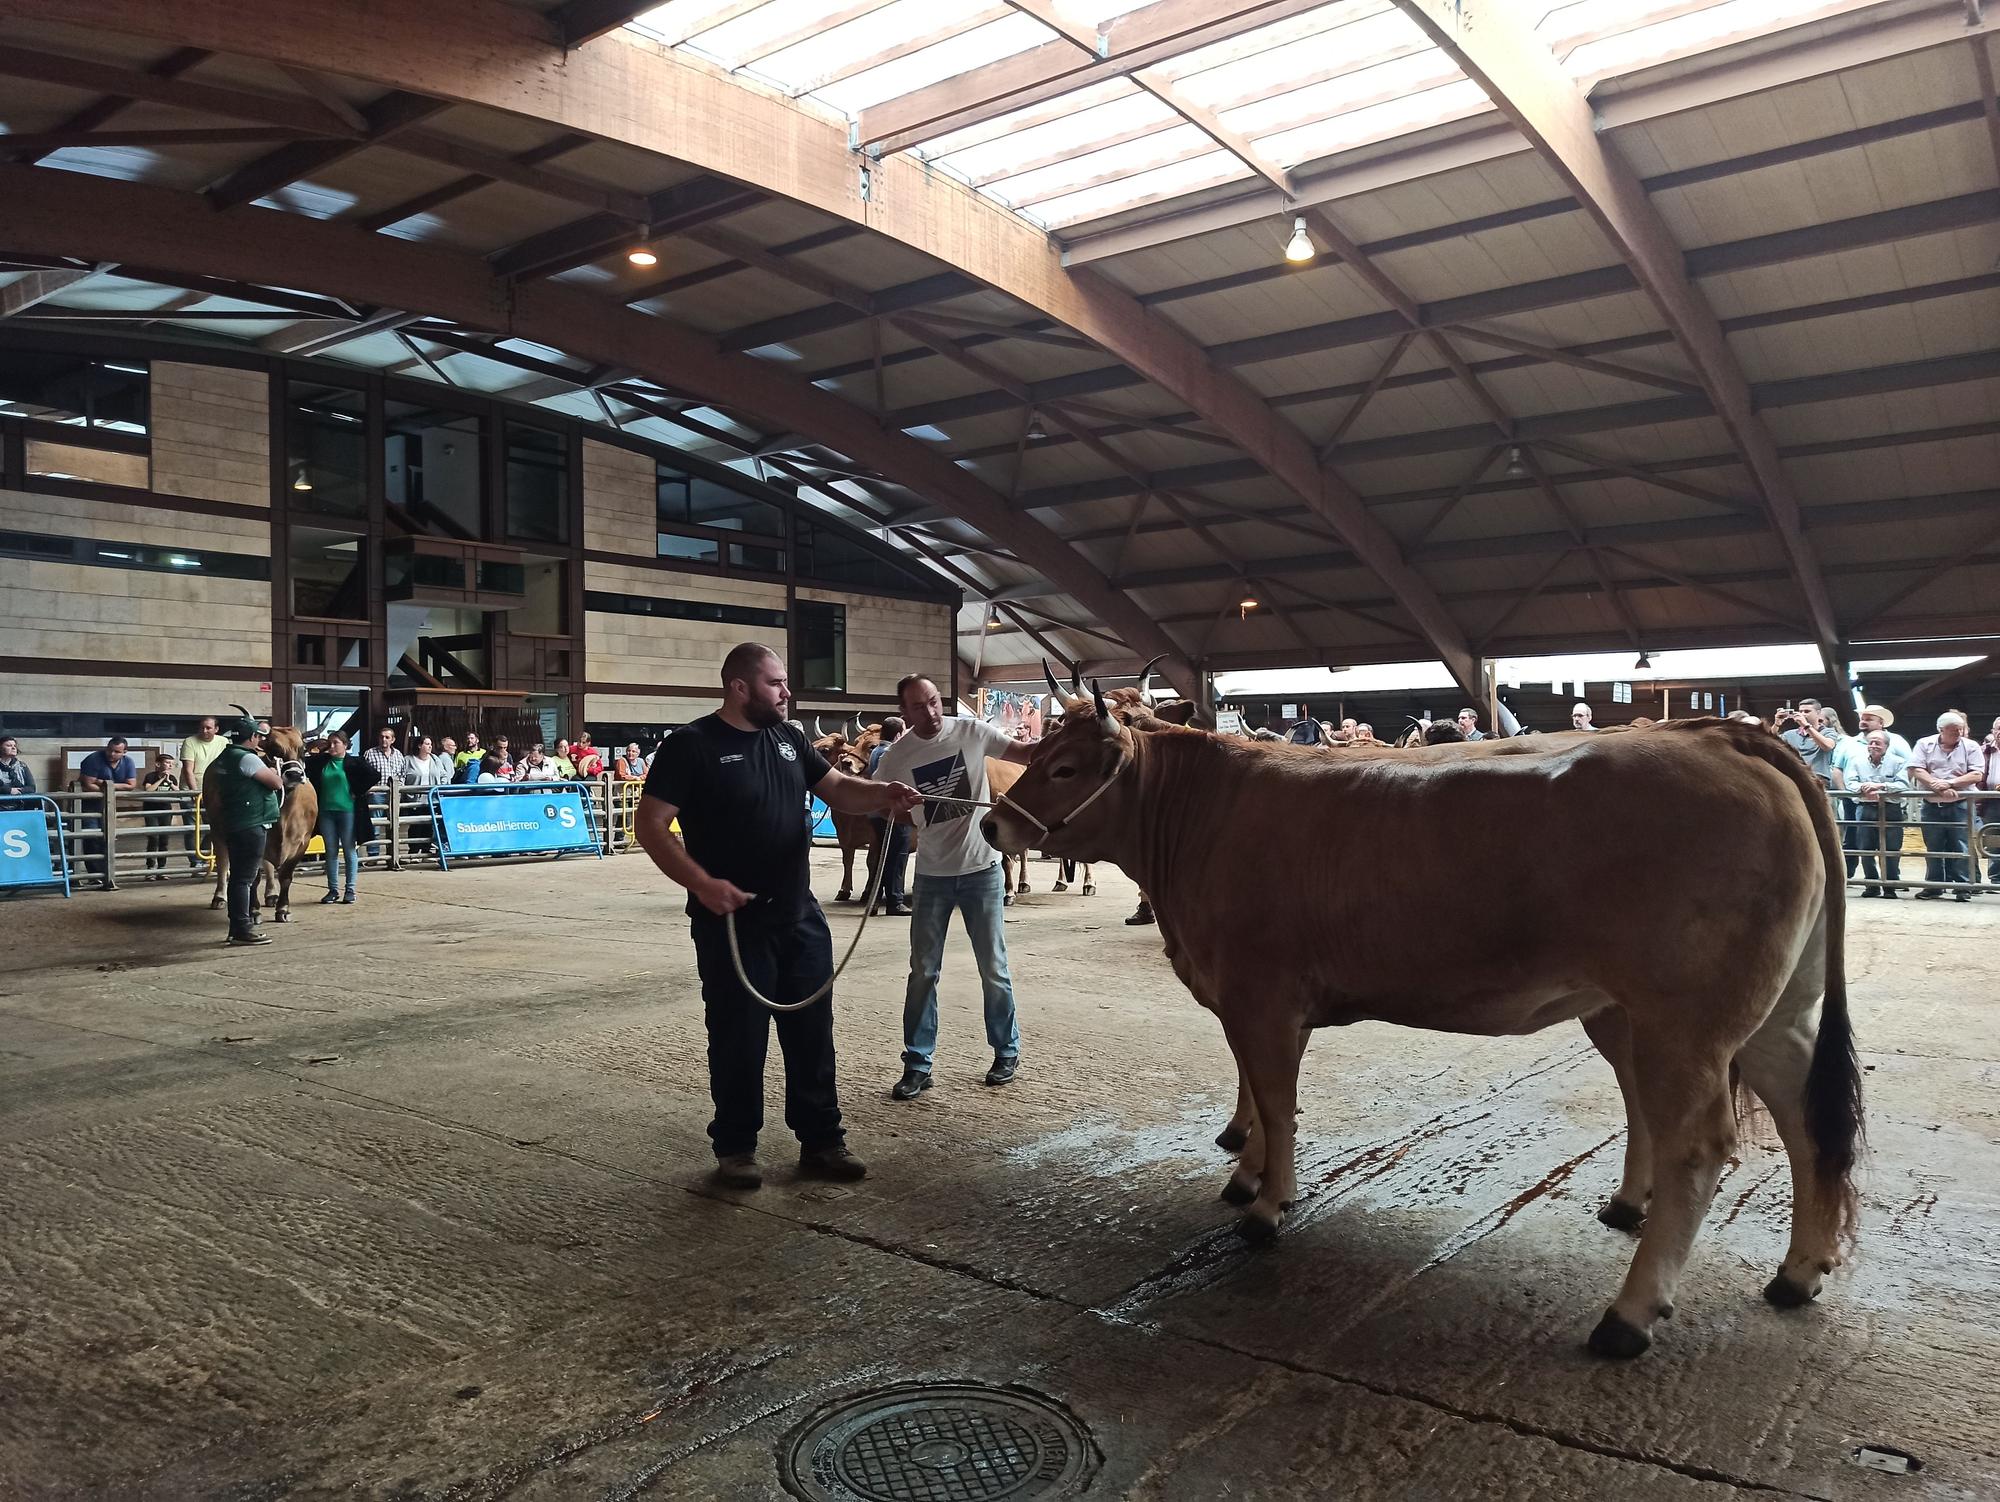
left=872, top=674, right=1035, bottom=1098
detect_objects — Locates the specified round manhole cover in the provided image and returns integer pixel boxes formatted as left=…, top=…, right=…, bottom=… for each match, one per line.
left=781, top=1382, right=1097, bottom=1502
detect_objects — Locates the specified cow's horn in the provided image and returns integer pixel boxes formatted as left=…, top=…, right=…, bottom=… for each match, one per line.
left=230, top=703, right=251, bottom=718
left=1069, top=661, right=1083, bottom=695
left=1136, top=653, right=1166, bottom=698
left=1092, top=679, right=1110, bottom=721
left=1043, top=659, right=1064, bottom=700
left=812, top=715, right=823, bottom=738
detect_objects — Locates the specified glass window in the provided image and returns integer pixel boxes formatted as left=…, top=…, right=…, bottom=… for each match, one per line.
left=287, top=380, right=367, bottom=518
left=505, top=423, right=570, bottom=544
left=476, top=559, right=526, bottom=595
left=657, top=463, right=785, bottom=537
left=384, top=550, right=467, bottom=592
left=728, top=539, right=785, bottom=574
left=657, top=530, right=719, bottom=566
left=0, top=348, right=149, bottom=433
left=795, top=516, right=930, bottom=592
left=583, top=590, right=786, bottom=630
left=384, top=400, right=484, bottom=539
left=0, top=529, right=266, bottom=580
left=797, top=601, right=846, bottom=691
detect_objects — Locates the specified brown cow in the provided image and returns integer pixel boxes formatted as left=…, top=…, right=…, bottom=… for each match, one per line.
left=984, top=703, right=1862, bottom=1358
left=205, top=725, right=319, bottom=925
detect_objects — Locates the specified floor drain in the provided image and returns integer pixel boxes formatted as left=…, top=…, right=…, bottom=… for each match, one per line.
left=781, top=1381, right=1098, bottom=1501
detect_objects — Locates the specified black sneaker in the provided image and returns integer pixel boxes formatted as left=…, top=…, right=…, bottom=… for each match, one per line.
left=984, top=1055, right=1018, bottom=1087
left=226, top=931, right=273, bottom=947
left=711, top=1154, right=762, bottom=1190
left=891, top=1068, right=932, bottom=1100
left=799, top=1144, right=868, bottom=1181
left=1916, top=889, right=1944, bottom=900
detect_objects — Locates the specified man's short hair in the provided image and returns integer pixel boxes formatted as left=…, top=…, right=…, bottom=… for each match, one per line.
left=107, top=736, right=128, bottom=749
left=896, top=673, right=937, bottom=705
left=881, top=715, right=905, bottom=737
left=1798, top=698, right=1821, bottom=710
left=1938, top=710, right=1968, bottom=731
left=1571, top=703, right=1590, bottom=715
left=1457, top=707, right=1478, bottom=721
left=720, top=641, right=778, bottom=688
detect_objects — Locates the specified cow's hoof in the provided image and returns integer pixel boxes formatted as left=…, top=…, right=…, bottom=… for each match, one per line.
left=1598, top=1197, right=1646, bottom=1234
left=1003, top=894, right=1015, bottom=907
left=274, top=910, right=291, bottom=924
left=1052, top=881, right=1068, bottom=892
left=834, top=892, right=852, bottom=903
left=1082, top=883, right=1095, bottom=895
left=1018, top=884, right=1031, bottom=895
left=1586, top=1310, right=1652, bottom=1359
left=209, top=897, right=224, bottom=910
left=1215, top=1122, right=1249, bottom=1153
left=1234, top=1210, right=1281, bottom=1245
left=1763, top=1272, right=1818, bottom=1309
left=1219, top=1174, right=1258, bottom=1206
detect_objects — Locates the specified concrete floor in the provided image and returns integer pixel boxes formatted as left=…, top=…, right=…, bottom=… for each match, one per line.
left=2, top=852, right=1996, bottom=1501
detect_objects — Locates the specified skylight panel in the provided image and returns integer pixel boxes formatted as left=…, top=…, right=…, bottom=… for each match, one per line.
left=1222, top=50, right=1464, bottom=139
left=748, top=0, right=999, bottom=93
left=937, top=91, right=1175, bottom=184
left=679, top=0, right=854, bottom=68
left=1560, top=0, right=1884, bottom=81
left=1255, top=76, right=1492, bottom=170
left=1154, top=1, right=1401, bottom=83
left=813, top=13, right=1054, bottom=115
left=1168, top=9, right=1422, bottom=107
left=913, top=75, right=1137, bottom=160
left=984, top=122, right=1212, bottom=210
left=1034, top=150, right=1248, bottom=228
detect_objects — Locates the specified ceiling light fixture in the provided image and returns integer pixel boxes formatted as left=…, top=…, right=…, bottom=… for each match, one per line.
left=1505, top=445, right=1528, bottom=479
left=1282, top=216, right=1314, bottom=264
left=627, top=248, right=659, bottom=267
left=1239, top=595, right=1258, bottom=618
left=292, top=469, right=313, bottom=492
left=1635, top=650, right=1652, bottom=671
left=1026, top=410, right=1046, bottom=440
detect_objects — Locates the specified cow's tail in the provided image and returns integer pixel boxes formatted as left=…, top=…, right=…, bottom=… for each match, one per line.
left=1660, top=718, right=1863, bottom=1245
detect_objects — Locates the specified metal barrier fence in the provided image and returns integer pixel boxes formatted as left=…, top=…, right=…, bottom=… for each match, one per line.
left=30, top=772, right=2000, bottom=898
left=29, top=774, right=652, bottom=891
left=1826, top=786, right=2000, bottom=896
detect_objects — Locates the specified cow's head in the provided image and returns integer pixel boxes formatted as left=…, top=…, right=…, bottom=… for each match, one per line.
left=982, top=682, right=1133, bottom=859
left=265, top=725, right=305, bottom=760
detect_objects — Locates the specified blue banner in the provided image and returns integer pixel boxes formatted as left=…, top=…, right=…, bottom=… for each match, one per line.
left=0, top=799, right=69, bottom=893
left=430, top=783, right=600, bottom=868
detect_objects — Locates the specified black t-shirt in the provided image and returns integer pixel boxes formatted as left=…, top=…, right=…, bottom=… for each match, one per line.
left=644, top=715, right=831, bottom=919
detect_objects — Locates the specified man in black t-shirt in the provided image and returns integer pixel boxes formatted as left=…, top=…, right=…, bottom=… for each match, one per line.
left=639, top=641, right=920, bottom=1190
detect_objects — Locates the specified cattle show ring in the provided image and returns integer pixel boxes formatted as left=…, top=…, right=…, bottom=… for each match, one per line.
left=7, top=1, right=2000, bottom=1496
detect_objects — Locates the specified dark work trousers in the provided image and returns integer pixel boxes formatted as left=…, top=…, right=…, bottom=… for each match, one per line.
left=224, top=823, right=270, bottom=936
left=1846, top=798, right=1904, bottom=888
left=865, top=816, right=908, bottom=907
left=688, top=900, right=843, bottom=1159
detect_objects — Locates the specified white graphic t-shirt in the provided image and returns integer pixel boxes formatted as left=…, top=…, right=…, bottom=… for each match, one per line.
left=871, top=715, right=1018, bottom=878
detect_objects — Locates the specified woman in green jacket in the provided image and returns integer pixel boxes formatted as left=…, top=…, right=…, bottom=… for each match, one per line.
left=305, top=732, right=379, bottom=905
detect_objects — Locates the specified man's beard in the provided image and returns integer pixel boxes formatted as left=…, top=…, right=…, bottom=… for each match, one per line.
left=744, top=698, right=785, bottom=729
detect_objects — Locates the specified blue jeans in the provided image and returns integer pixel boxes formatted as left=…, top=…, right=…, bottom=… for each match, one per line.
left=902, top=862, right=1019, bottom=1072
left=1919, top=799, right=1973, bottom=887
left=318, top=808, right=358, bottom=896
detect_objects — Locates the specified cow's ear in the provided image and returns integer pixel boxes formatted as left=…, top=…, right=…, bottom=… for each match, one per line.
left=1155, top=701, right=1198, bottom=725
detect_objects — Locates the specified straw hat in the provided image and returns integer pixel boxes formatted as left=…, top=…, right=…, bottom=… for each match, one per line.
left=1859, top=703, right=1895, bottom=728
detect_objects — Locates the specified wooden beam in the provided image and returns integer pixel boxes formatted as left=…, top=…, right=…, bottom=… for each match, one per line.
left=1, top=46, right=211, bottom=167
left=205, top=92, right=446, bottom=210
left=1890, top=654, right=2000, bottom=714
left=0, top=266, right=99, bottom=316
left=555, top=0, right=662, bottom=46
left=0, top=126, right=307, bottom=153
left=0, top=43, right=359, bottom=137
left=1447, top=324, right=1703, bottom=396
left=1391, top=0, right=1843, bottom=691
left=352, top=132, right=591, bottom=232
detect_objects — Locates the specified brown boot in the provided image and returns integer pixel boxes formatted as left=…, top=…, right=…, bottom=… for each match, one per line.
left=711, top=1153, right=762, bottom=1190
left=799, top=1144, right=868, bottom=1181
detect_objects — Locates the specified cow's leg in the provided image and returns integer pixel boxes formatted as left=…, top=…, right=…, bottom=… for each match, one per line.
left=1223, top=1014, right=1304, bottom=1241
left=1734, top=951, right=1847, bottom=1309
left=209, top=842, right=228, bottom=910
left=272, top=857, right=299, bottom=923
left=1580, top=1007, right=1652, bottom=1233
left=1591, top=1033, right=1737, bottom=1358
left=1216, top=1065, right=1254, bottom=1153
left=1081, top=863, right=1095, bottom=896
left=836, top=842, right=855, bottom=902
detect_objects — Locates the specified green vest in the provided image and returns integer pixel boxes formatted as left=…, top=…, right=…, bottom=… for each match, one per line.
left=217, top=746, right=281, bottom=832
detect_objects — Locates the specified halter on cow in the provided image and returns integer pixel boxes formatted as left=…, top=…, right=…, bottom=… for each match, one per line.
left=983, top=694, right=1862, bottom=1359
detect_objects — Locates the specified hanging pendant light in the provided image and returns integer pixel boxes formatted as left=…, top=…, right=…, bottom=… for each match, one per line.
left=1505, top=445, right=1528, bottom=479
left=1282, top=216, right=1314, bottom=263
